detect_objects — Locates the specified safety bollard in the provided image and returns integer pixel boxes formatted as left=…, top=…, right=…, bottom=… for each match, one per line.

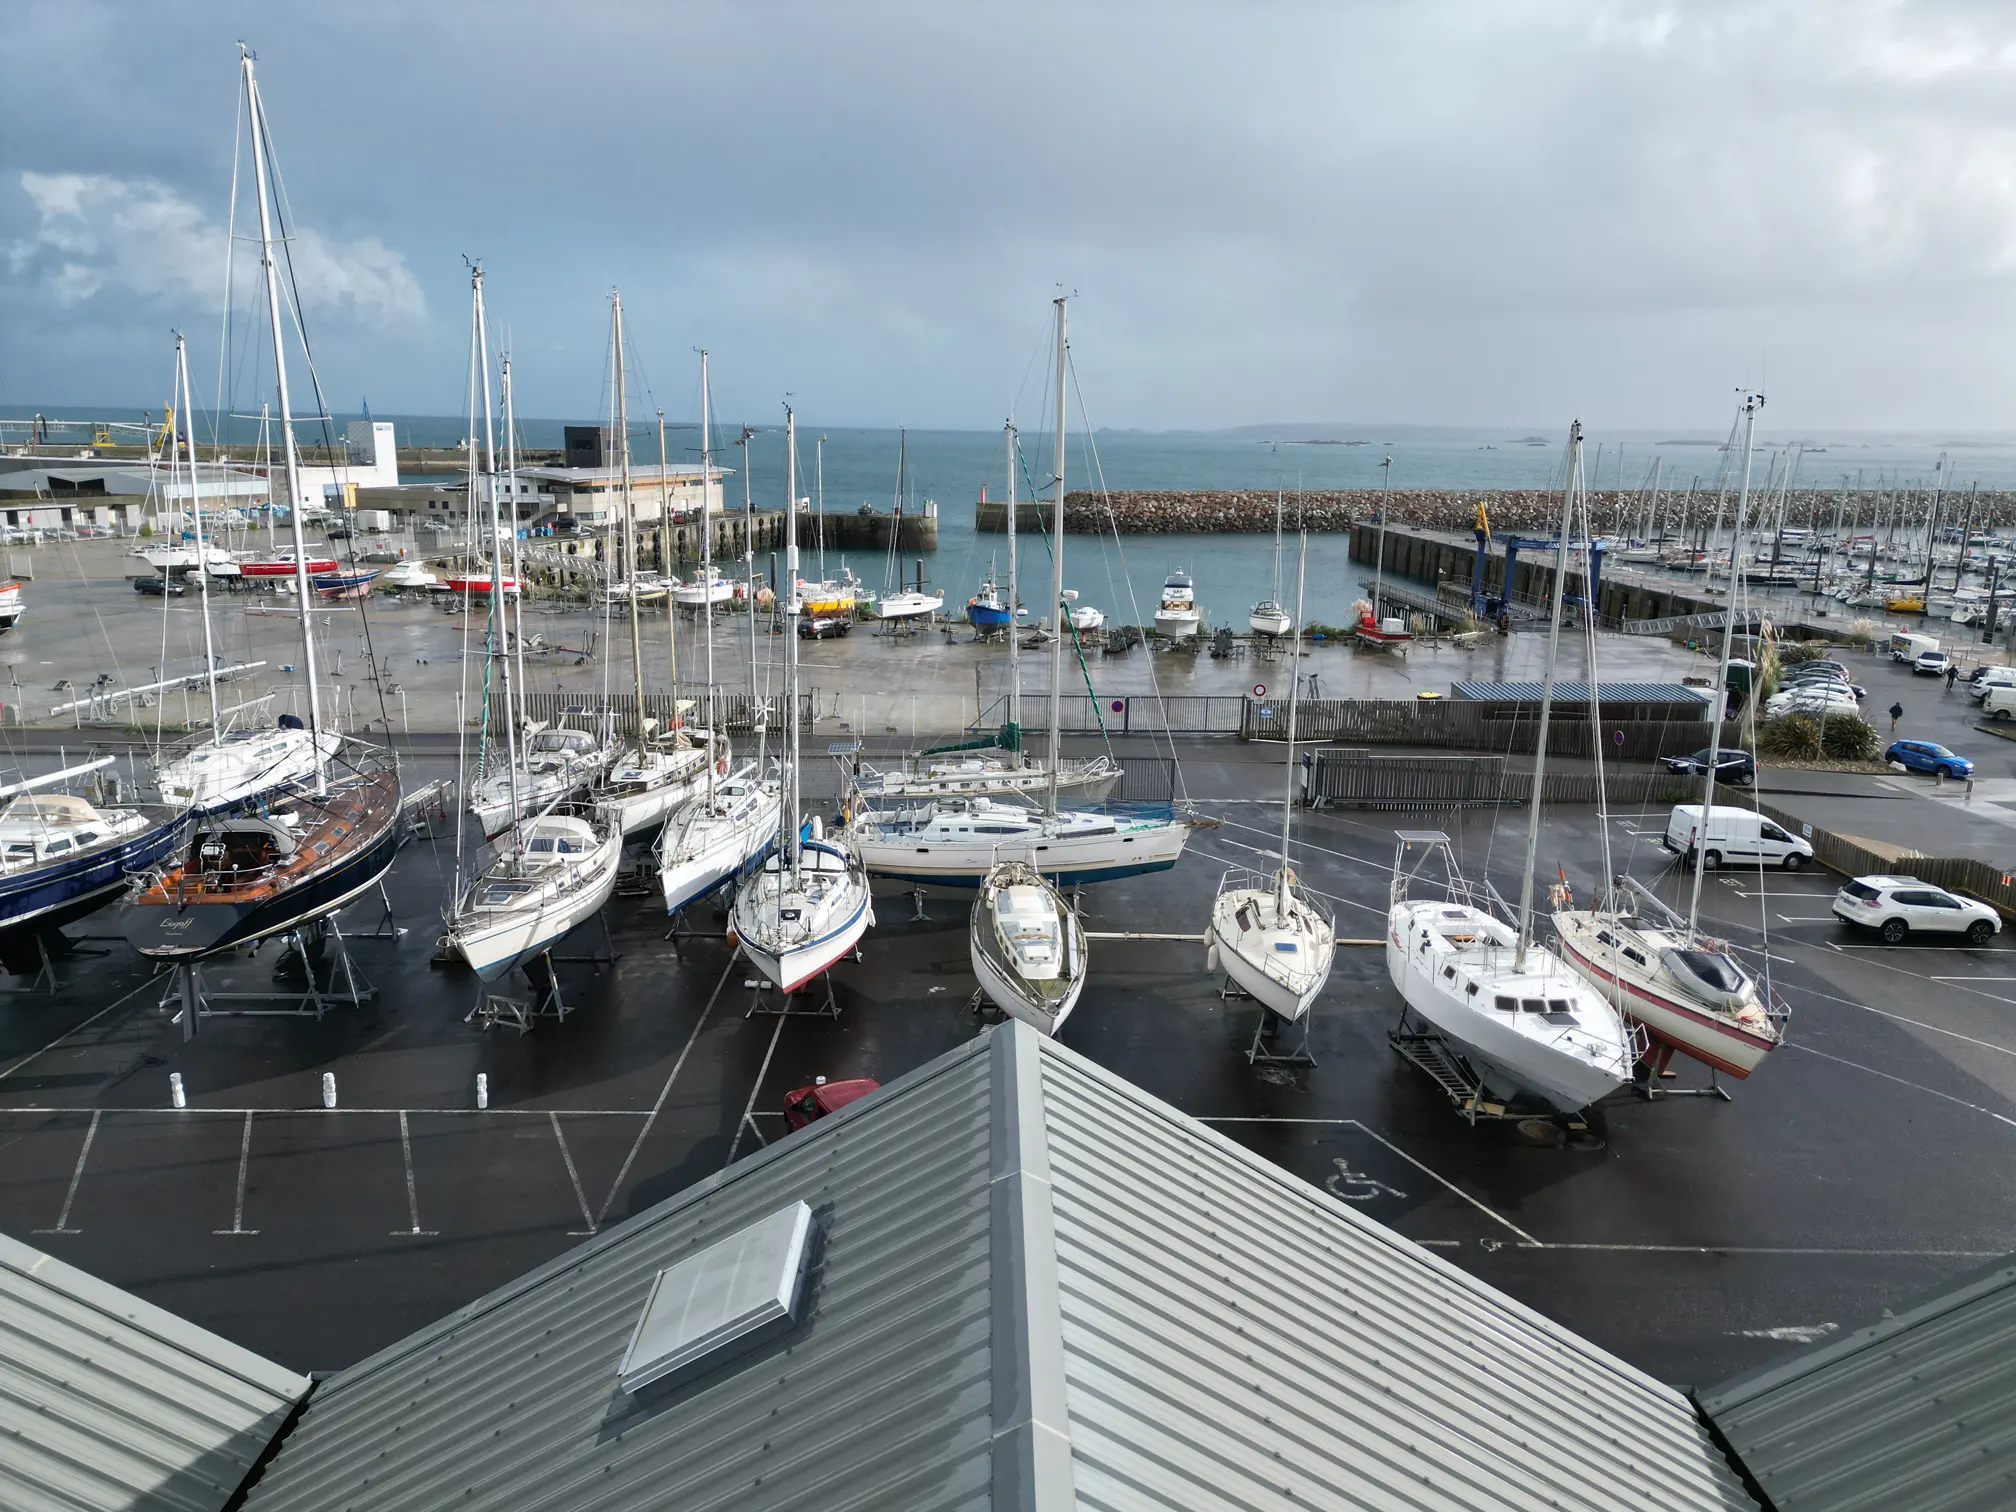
left=169, top=1072, right=186, bottom=1109
left=321, top=1072, right=336, bottom=1109
left=476, top=1073, right=488, bottom=1110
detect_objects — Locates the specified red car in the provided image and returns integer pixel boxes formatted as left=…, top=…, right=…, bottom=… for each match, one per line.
left=783, top=1077, right=879, bottom=1130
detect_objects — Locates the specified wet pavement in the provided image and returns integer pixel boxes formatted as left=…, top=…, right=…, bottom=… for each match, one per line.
left=1, top=741, right=2013, bottom=1388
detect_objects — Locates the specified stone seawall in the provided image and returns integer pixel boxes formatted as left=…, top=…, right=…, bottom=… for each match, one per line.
left=975, top=489, right=2016, bottom=535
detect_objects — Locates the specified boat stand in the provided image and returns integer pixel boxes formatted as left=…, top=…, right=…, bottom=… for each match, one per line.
left=908, top=887, right=930, bottom=922
left=1633, top=1041, right=1733, bottom=1102
left=662, top=905, right=729, bottom=960
left=546, top=912, right=621, bottom=969
left=1386, top=1003, right=1531, bottom=1125
left=0, top=933, right=104, bottom=997
left=349, top=883, right=405, bottom=941
left=746, top=971, right=841, bottom=1019
left=167, top=921, right=376, bottom=1042
left=1247, top=1005, right=1316, bottom=1068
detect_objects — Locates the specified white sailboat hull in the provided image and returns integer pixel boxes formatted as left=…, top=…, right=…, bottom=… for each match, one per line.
left=730, top=842, right=873, bottom=992
left=874, top=591, right=944, bottom=621
left=971, top=928, right=1084, bottom=1035
left=672, top=577, right=737, bottom=606
left=1208, top=876, right=1334, bottom=1022
left=969, top=864, right=1087, bottom=1035
left=1386, top=899, right=1635, bottom=1113
left=856, top=755, right=1120, bottom=803
left=1249, top=608, right=1292, bottom=638
left=155, top=727, right=343, bottom=813
left=848, top=808, right=1191, bottom=887
left=658, top=781, right=783, bottom=914
left=449, top=824, right=623, bottom=982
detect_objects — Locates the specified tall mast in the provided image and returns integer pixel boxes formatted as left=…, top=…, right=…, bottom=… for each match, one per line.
left=1277, top=529, right=1307, bottom=912
left=1044, top=297, right=1068, bottom=817
left=781, top=406, right=801, bottom=873
left=174, top=334, right=221, bottom=737
left=742, top=430, right=757, bottom=708
left=698, top=352, right=716, bottom=797
left=1005, top=419, right=1021, bottom=745
left=242, top=46, right=323, bottom=792
left=1514, top=422, right=1581, bottom=970
left=1686, top=394, right=1762, bottom=939
left=472, top=268, right=520, bottom=833
left=611, top=292, right=646, bottom=739
left=501, top=354, right=526, bottom=698
left=1373, top=454, right=1392, bottom=615
left=658, top=409, right=678, bottom=697
left=816, top=434, right=827, bottom=582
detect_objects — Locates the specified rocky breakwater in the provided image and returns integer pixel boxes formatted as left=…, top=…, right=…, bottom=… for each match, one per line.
left=977, top=488, right=2016, bottom=535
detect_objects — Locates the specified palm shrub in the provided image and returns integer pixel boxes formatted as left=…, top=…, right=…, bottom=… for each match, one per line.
left=1819, top=713, right=1878, bottom=761
left=1756, top=713, right=1822, bottom=761
left=1779, top=641, right=1827, bottom=665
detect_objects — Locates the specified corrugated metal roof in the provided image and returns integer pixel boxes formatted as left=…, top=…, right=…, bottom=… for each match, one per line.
left=238, top=1038, right=1002, bottom=1512
left=0, top=1231, right=310, bottom=1512
left=1036, top=1045, right=1754, bottom=1511
left=235, top=1023, right=1753, bottom=1512
left=1699, top=1256, right=2016, bottom=1511
left=1452, top=681, right=1715, bottom=705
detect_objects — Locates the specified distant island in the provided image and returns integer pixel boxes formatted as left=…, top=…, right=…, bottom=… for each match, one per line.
left=1276, top=439, right=1368, bottom=446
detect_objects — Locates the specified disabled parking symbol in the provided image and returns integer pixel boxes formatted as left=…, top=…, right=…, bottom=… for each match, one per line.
left=1326, top=1156, right=1408, bottom=1202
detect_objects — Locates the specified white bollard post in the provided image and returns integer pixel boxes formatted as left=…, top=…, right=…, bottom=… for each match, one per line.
left=321, top=1072, right=337, bottom=1109
left=169, top=1072, right=186, bottom=1109
left=476, top=1073, right=488, bottom=1110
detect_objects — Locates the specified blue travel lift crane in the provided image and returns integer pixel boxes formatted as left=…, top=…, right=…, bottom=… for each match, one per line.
left=1468, top=503, right=1607, bottom=630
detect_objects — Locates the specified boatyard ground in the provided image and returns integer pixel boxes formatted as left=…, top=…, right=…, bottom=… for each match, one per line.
left=0, top=740, right=2013, bottom=1391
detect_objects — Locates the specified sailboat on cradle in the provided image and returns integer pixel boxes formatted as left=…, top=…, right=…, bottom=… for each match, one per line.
left=1209, top=530, right=1334, bottom=1025
left=659, top=351, right=785, bottom=916
left=729, top=405, right=873, bottom=992
left=870, top=430, right=944, bottom=622
left=1248, top=491, right=1294, bottom=639
left=855, top=419, right=1119, bottom=803
left=1384, top=422, right=1640, bottom=1116
left=444, top=266, right=622, bottom=985
left=585, top=291, right=724, bottom=838
left=848, top=298, right=1200, bottom=887
left=123, top=46, right=402, bottom=963
left=1552, top=394, right=1788, bottom=1082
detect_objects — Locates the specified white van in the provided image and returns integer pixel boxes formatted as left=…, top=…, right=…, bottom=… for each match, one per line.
left=1662, top=804, right=1815, bottom=870
left=1984, top=685, right=2016, bottom=721
left=1891, top=631, right=1940, bottom=663
left=1971, top=667, right=2016, bottom=703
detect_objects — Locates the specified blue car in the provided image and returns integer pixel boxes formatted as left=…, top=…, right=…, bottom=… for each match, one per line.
left=1885, top=740, right=1974, bottom=779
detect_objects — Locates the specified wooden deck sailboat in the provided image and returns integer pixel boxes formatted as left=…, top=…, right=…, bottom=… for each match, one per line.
left=658, top=351, right=783, bottom=915
left=730, top=406, right=872, bottom=992
left=444, top=267, right=621, bottom=986
left=124, top=47, right=401, bottom=962
left=1553, top=394, right=1789, bottom=1082
left=1209, top=531, right=1334, bottom=1025
left=1383, top=424, right=1638, bottom=1116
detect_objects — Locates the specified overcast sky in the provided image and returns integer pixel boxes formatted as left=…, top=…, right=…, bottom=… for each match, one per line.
left=4, top=0, right=2014, bottom=433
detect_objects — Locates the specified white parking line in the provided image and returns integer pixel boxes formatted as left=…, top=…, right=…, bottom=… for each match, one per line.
left=35, top=1110, right=97, bottom=1235
left=392, top=1110, right=436, bottom=1236
left=213, top=1111, right=258, bottom=1235
left=1787, top=1042, right=2016, bottom=1129
left=550, top=1111, right=596, bottom=1236
left=597, top=956, right=736, bottom=1222
left=724, top=1014, right=788, bottom=1167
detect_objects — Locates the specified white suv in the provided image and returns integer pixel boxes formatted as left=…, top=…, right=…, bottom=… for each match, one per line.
left=1833, top=875, right=2000, bottom=946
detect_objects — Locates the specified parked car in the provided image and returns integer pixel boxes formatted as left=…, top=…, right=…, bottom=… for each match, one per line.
left=1884, top=740, right=1974, bottom=779
left=1780, top=666, right=1867, bottom=700
left=1970, top=667, right=2016, bottom=702
left=132, top=575, right=185, bottom=597
left=783, top=1076, right=880, bottom=1130
left=1914, top=650, right=1950, bottom=676
left=1661, top=803, right=1814, bottom=870
left=1764, top=685, right=1861, bottom=719
left=325, top=520, right=352, bottom=540
left=797, top=615, right=851, bottom=640
left=1661, top=747, right=1757, bottom=784
left=1832, top=875, right=1999, bottom=945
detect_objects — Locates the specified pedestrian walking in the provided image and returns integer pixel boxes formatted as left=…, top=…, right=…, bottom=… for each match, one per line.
left=1889, top=700, right=1904, bottom=733
left=1946, top=664, right=1960, bottom=692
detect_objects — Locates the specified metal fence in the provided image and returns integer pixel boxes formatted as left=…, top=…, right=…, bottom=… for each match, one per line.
left=495, top=688, right=813, bottom=734
left=972, top=694, right=1251, bottom=735
left=1754, top=797, right=2016, bottom=918
left=1243, top=696, right=1730, bottom=761
left=1304, top=750, right=1695, bottom=810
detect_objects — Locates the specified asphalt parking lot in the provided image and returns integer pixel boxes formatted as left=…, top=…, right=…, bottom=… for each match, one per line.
left=2, top=741, right=2014, bottom=1389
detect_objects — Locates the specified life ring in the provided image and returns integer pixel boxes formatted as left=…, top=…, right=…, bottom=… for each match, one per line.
left=717, top=758, right=729, bottom=776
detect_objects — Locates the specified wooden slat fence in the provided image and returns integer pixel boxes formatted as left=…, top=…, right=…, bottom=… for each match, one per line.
left=1305, top=751, right=1697, bottom=810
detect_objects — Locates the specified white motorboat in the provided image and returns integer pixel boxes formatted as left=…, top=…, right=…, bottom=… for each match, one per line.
left=970, top=858, right=1086, bottom=1035
left=469, top=724, right=612, bottom=837
left=1388, top=836, right=1638, bottom=1113
left=1154, top=570, right=1202, bottom=638
left=672, top=573, right=737, bottom=607
left=130, top=543, right=237, bottom=574
left=382, top=560, right=440, bottom=590
left=1068, top=603, right=1104, bottom=633
left=155, top=723, right=343, bottom=813
left=602, top=575, right=670, bottom=604
left=854, top=751, right=1120, bottom=803
left=874, top=587, right=944, bottom=621
left=446, top=811, right=623, bottom=981
left=1208, top=531, right=1334, bottom=1025
left=731, top=407, right=873, bottom=992
left=659, top=764, right=781, bottom=914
